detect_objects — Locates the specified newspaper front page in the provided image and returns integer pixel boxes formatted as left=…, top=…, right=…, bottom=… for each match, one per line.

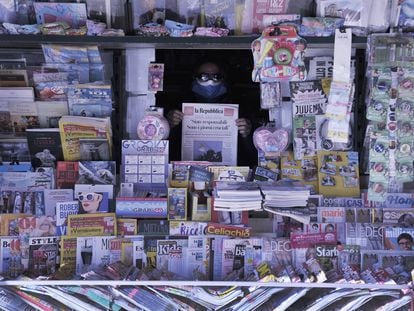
left=181, top=103, right=239, bottom=165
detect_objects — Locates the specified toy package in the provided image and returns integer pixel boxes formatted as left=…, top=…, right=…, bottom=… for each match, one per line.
left=251, top=25, right=307, bottom=83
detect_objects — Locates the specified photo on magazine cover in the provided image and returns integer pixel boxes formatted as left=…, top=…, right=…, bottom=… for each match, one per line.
left=0, top=139, right=30, bottom=164
left=193, top=140, right=223, bottom=162
left=79, top=138, right=111, bottom=161
left=77, top=161, right=116, bottom=185
left=75, top=191, right=109, bottom=214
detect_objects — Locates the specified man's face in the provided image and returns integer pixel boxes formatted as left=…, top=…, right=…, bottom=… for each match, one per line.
left=398, top=238, right=413, bottom=250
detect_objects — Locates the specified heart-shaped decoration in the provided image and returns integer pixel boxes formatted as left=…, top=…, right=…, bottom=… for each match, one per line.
left=253, top=127, right=289, bottom=153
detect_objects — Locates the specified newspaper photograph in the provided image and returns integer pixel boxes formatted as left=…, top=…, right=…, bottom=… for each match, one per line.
left=181, top=103, right=239, bottom=165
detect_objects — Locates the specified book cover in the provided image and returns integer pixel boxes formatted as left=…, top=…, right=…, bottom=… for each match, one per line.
left=67, top=212, right=116, bottom=237
left=0, top=213, right=25, bottom=236
left=317, top=151, right=360, bottom=197
left=56, top=161, right=79, bottom=189
left=26, top=128, right=63, bottom=167
left=290, top=80, right=328, bottom=160
left=56, top=200, right=80, bottom=236
left=28, top=236, right=58, bottom=277
left=167, top=187, right=187, bottom=220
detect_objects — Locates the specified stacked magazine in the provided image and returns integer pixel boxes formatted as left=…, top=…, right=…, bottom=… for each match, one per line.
left=213, top=181, right=263, bottom=211
left=261, top=180, right=311, bottom=223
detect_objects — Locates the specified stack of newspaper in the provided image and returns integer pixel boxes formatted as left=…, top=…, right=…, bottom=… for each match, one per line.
left=213, top=181, right=263, bottom=211
left=261, top=180, right=311, bottom=224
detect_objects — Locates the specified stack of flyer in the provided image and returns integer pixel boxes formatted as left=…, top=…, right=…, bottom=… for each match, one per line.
left=213, top=181, right=263, bottom=211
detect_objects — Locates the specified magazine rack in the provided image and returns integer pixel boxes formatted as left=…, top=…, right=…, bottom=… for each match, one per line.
left=0, top=35, right=410, bottom=310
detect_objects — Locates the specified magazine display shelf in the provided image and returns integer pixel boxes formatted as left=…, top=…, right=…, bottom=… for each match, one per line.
left=0, top=34, right=407, bottom=310
left=0, top=280, right=410, bottom=290
left=0, top=34, right=368, bottom=49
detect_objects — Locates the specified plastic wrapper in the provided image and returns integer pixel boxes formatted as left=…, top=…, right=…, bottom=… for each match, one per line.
left=253, top=125, right=289, bottom=156
left=2, top=23, right=40, bottom=35
left=316, top=0, right=373, bottom=35
left=165, top=19, right=194, bottom=37
left=299, top=17, right=344, bottom=37
left=194, top=27, right=230, bottom=37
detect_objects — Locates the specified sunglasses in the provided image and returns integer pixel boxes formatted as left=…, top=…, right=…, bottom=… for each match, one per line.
left=195, top=72, right=224, bottom=82
left=78, top=193, right=98, bottom=202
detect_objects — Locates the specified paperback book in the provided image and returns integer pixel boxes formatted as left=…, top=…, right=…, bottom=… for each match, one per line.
left=75, top=236, right=112, bottom=275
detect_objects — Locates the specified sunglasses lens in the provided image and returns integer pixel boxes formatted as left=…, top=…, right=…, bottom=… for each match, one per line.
left=79, top=195, right=84, bottom=201
left=86, top=194, right=93, bottom=200
left=196, top=73, right=223, bottom=82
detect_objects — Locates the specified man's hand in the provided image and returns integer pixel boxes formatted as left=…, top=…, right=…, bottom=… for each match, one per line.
left=236, top=118, right=252, bottom=138
left=167, top=110, right=184, bottom=128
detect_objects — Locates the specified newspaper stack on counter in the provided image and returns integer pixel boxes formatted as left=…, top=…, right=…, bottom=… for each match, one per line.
left=261, top=180, right=311, bottom=224
left=213, top=181, right=263, bottom=211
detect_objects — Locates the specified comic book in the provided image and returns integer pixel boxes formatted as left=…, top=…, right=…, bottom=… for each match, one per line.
left=67, top=212, right=116, bottom=236
left=317, top=151, right=360, bottom=197
left=290, top=80, right=328, bottom=160
left=58, top=115, right=112, bottom=161
left=28, top=236, right=58, bottom=277
left=56, top=161, right=79, bottom=189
